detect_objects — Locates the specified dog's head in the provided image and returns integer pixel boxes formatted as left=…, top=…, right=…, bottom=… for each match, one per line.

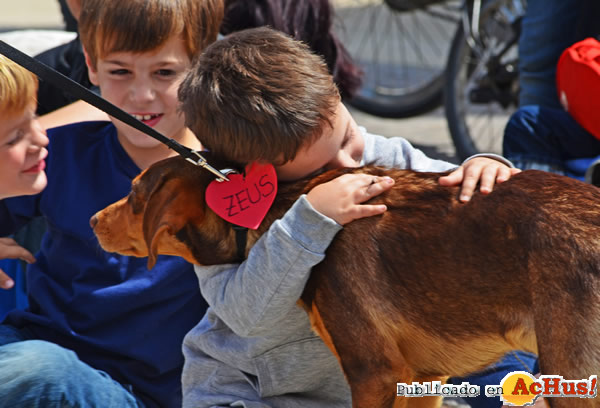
left=91, top=154, right=253, bottom=268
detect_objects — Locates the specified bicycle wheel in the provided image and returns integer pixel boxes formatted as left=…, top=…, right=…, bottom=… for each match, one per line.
left=333, top=0, right=461, bottom=118
left=444, top=0, right=525, bottom=160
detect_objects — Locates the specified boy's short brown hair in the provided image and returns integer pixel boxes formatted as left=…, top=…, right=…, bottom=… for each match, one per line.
left=0, top=55, right=38, bottom=117
left=179, top=26, right=341, bottom=165
left=79, top=0, right=224, bottom=68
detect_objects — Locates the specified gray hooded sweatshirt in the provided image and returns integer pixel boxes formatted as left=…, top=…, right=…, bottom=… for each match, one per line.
left=182, top=129, right=509, bottom=407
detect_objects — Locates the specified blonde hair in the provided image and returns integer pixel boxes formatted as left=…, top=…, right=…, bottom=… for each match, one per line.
left=0, top=55, right=38, bottom=116
left=79, top=0, right=224, bottom=69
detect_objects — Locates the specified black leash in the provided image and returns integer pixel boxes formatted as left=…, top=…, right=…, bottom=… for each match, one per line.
left=0, top=40, right=228, bottom=182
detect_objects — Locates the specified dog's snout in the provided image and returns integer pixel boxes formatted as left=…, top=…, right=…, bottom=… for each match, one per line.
left=90, top=214, right=98, bottom=229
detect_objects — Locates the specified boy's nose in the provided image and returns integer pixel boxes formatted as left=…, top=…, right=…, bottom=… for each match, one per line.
left=130, top=80, right=156, bottom=102
left=331, top=154, right=360, bottom=169
left=27, top=124, right=49, bottom=153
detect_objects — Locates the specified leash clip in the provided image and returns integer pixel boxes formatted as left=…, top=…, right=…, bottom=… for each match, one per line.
left=186, top=150, right=230, bottom=182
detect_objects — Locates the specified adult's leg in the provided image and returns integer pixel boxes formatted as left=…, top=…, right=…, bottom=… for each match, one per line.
left=518, top=0, right=583, bottom=109
left=503, top=105, right=600, bottom=172
left=0, top=328, right=145, bottom=408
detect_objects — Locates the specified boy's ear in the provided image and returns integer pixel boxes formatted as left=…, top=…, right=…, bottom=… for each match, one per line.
left=82, top=47, right=99, bottom=86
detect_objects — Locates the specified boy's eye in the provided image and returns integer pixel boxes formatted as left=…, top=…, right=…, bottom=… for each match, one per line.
left=109, top=69, right=130, bottom=76
left=156, top=69, right=176, bottom=77
left=341, top=129, right=353, bottom=149
left=5, top=129, right=25, bottom=146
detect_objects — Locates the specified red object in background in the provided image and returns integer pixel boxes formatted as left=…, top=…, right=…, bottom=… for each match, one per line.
left=557, top=37, right=600, bottom=140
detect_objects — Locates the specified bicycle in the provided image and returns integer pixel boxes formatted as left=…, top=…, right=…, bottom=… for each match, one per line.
left=333, top=0, right=525, bottom=161
left=444, top=0, right=526, bottom=160
left=332, top=0, right=462, bottom=118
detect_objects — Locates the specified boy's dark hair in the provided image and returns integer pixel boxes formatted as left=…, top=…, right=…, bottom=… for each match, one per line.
left=179, top=27, right=340, bottom=165
left=79, top=0, right=224, bottom=69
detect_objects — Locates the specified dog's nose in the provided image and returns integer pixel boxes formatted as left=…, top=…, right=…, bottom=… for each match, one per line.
left=90, top=214, right=98, bottom=229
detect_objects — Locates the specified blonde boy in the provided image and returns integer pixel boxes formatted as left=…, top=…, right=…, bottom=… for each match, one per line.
left=0, top=55, right=48, bottom=200
left=0, top=55, right=48, bottom=289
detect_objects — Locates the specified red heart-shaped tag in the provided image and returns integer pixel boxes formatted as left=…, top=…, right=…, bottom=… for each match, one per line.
left=205, top=163, right=278, bottom=229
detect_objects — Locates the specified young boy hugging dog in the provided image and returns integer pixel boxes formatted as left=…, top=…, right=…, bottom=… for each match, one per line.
left=0, top=0, right=223, bottom=407
left=0, top=55, right=48, bottom=291
left=177, top=27, right=520, bottom=407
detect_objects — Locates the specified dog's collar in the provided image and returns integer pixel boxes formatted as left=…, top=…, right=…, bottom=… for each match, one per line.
left=232, top=224, right=248, bottom=262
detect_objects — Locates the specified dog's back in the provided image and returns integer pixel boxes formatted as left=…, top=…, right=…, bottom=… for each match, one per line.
left=299, top=169, right=600, bottom=407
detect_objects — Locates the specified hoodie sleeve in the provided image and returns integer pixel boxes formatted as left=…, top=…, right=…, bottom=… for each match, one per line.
left=360, top=128, right=458, bottom=171
left=361, top=128, right=514, bottom=170
left=194, top=195, right=342, bottom=337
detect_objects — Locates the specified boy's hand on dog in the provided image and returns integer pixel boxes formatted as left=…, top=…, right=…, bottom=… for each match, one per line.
left=0, top=237, right=36, bottom=290
left=438, top=157, right=521, bottom=202
left=307, top=174, right=395, bottom=225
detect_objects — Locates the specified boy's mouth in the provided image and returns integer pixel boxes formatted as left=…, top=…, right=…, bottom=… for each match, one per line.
left=23, top=160, right=46, bottom=174
left=132, top=113, right=163, bottom=127
left=23, top=150, right=48, bottom=174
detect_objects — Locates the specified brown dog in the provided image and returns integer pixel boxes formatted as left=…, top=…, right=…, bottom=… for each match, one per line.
left=91, top=154, right=600, bottom=408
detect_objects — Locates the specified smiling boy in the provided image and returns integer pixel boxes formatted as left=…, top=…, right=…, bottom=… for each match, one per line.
left=0, top=55, right=48, bottom=200
left=0, top=55, right=49, bottom=290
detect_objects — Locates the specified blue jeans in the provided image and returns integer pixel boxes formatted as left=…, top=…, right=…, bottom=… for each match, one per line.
left=0, top=324, right=146, bottom=408
left=518, top=0, right=583, bottom=109
left=503, top=105, right=600, bottom=176
left=450, top=351, right=539, bottom=408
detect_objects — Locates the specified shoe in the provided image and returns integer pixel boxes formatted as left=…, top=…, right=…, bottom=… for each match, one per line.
left=584, top=157, right=600, bottom=186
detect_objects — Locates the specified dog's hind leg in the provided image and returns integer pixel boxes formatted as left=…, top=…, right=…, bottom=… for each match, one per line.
left=529, top=253, right=600, bottom=408
left=347, top=370, right=398, bottom=408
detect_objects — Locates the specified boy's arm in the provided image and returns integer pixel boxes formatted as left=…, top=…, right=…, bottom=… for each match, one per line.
left=38, top=100, right=109, bottom=130
left=194, top=195, right=342, bottom=337
left=362, top=129, right=518, bottom=201
left=361, top=129, right=514, bottom=171
left=0, top=198, right=39, bottom=291
left=361, top=129, right=458, bottom=171
left=0, top=237, right=35, bottom=290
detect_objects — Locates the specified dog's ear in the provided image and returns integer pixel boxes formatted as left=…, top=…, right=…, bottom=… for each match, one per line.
left=146, top=224, right=171, bottom=270
left=142, top=178, right=191, bottom=269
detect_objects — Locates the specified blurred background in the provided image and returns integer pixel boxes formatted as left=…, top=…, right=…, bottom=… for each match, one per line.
left=0, top=0, right=460, bottom=163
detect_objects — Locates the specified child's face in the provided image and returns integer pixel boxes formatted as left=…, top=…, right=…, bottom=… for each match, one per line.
left=275, top=102, right=365, bottom=181
left=87, top=34, right=191, bottom=151
left=0, top=104, right=49, bottom=199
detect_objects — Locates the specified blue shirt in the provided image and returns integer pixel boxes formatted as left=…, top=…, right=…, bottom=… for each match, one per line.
left=0, top=121, right=208, bottom=408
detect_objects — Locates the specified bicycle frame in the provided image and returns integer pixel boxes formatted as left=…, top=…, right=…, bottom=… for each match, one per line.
left=462, top=0, right=525, bottom=56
